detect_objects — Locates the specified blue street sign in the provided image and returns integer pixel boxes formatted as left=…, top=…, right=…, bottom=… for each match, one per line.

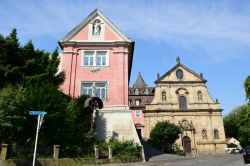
left=29, top=111, right=47, bottom=116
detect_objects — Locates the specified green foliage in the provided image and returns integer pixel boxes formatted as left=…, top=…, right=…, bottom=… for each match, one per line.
left=150, top=121, right=181, bottom=152
left=0, top=29, right=95, bottom=158
left=244, top=75, right=250, bottom=101
left=224, top=105, right=250, bottom=147
left=227, top=143, right=237, bottom=148
left=0, top=29, right=64, bottom=89
left=60, top=95, right=96, bottom=158
left=97, top=139, right=141, bottom=158
left=0, top=85, right=28, bottom=145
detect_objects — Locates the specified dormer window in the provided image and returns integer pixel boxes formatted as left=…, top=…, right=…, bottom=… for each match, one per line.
left=135, top=89, right=139, bottom=95
left=144, top=88, right=149, bottom=95
left=92, top=19, right=101, bottom=35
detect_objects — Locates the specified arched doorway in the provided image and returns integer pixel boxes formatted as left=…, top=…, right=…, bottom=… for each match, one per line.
left=183, top=136, right=191, bottom=153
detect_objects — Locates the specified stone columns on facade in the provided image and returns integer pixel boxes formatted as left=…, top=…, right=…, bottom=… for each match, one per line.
left=53, top=145, right=60, bottom=160
left=0, top=144, right=8, bottom=161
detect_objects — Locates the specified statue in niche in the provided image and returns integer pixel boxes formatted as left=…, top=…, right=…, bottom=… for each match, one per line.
left=92, top=19, right=101, bottom=35
left=202, top=130, right=207, bottom=139
left=198, top=91, right=202, bottom=101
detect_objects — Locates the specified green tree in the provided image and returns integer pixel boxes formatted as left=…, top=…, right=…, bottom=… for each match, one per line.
left=150, top=121, right=181, bottom=152
left=0, top=29, right=65, bottom=89
left=224, top=105, right=250, bottom=147
left=0, top=29, right=23, bottom=88
left=0, top=29, right=96, bottom=157
left=244, top=75, right=250, bottom=101
left=0, top=85, right=29, bottom=145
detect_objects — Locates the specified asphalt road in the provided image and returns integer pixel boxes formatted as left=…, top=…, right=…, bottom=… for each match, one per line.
left=106, top=154, right=248, bottom=166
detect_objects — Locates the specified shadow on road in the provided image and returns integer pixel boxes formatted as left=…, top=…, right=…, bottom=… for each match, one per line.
left=140, top=139, right=164, bottom=161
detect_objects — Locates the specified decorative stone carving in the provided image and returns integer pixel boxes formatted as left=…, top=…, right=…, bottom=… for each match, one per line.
left=92, top=19, right=101, bottom=35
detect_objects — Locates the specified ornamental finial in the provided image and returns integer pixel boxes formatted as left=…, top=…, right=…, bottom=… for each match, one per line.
left=176, top=57, right=180, bottom=64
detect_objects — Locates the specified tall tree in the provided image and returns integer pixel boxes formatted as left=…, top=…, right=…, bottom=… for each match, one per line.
left=0, top=29, right=65, bottom=89
left=150, top=121, right=180, bottom=152
left=0, top=29, right=23, bottom=88
left=245, top=76, right=250, bottom=101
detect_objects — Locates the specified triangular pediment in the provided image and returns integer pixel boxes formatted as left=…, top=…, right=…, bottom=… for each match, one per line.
left=59, top=9, right=132, bottom=44
left=156, top=63, right=207, bottom=83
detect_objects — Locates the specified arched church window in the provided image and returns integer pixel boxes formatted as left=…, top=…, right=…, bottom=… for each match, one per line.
left=214, top=129, right=219, bottom=139
left=179, top=96, right=187, bottom=109
left=202, top=130, right=207, bottom=139
left=197, top=91, right=202, bottom=101
left=162, top=91, right=166, bottom=101
left=92, top=19, right=101, bottom=35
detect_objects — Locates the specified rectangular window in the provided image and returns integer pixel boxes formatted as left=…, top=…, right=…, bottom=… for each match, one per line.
left=84, top=51, right=94, bottom=66
left=81, top=81, right=107, bottom=100
left=81, top=82, right=93, bottom=96
left=135, top=111, right=141, bottom=118
left=135, top=99, right=140, bottom=106
left=96, top=51, right=106, bottom=66
left=83, top=51, right=107, bottom=66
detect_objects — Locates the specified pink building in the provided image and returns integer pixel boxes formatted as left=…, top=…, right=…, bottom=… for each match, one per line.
left=129, top=73, right=154, bottom=139
left=59, top=9, right=140, bottom=142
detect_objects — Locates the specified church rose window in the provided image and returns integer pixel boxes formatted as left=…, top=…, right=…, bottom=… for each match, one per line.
left=176, top=69, right=184, bottom=79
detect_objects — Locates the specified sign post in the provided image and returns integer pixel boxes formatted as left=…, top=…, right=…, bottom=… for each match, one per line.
left=29, top=111, right=47, bottom=166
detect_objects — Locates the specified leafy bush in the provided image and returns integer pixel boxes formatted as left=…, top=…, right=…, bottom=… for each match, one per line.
left=97, top=139, right=141, bottom=158
left=150, top=121, right=181, bottom=152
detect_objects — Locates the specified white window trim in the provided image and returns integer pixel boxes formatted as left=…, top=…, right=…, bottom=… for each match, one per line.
left=82, top=50, right=109, bottom=67
left=135, top=99, right=140, bottom=106
left=135, top=111, right=141, bottom=118
left=80, top=81, right=109, bottom=100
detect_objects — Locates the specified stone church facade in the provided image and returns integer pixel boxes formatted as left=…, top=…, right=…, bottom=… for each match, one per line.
left=144, top=58, right=226, bottom=155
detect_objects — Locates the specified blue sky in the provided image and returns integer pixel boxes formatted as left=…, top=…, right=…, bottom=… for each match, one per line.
left=1, top=0, right=250, bottom=115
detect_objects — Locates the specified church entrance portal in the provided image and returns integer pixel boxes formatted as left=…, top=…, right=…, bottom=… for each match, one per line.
left=183, top=136, right=191, bottom=153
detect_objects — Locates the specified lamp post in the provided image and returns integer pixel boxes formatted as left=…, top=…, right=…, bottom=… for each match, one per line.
left=29, top=111, right=47, bottom=166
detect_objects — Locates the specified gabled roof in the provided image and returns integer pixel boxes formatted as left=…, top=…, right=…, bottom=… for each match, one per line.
left=59, top=9, right=133, bottom=46
left=155, top=58, right=207, bottom=83
left=133, top=72, right=147, bottom=88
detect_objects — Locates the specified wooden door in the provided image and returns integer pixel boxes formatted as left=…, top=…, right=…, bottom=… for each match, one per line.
left=183, top=136, right=191, bottom=153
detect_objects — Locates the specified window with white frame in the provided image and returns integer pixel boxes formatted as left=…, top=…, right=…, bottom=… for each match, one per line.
left=135, top=89, right=139, bottom=95
left=135, top=99, right=140, bottom=106
left=83, top=51, right=108, bottom=67
left=81, top=81, right=107, bottom=100
left=135, top=111, right=141, bottom=118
